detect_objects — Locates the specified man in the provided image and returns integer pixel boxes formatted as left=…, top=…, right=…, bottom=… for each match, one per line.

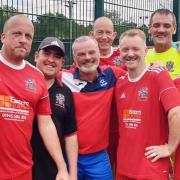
left=59, top=36, right=125, bottom=180
left=115, top=29, right=180, bottom=179
left=32, top=37, right=78, bottom=180
left=90, top=16, right=125, bottom=173
left=0, top=15, right=68, bottom=180
left=145, top=9, right=180, bottom=79
left=89, top=16, right=123, bottom=67
left=69, top=17, right=122, bottom=174
left=70, top=16, right=123, bottom=68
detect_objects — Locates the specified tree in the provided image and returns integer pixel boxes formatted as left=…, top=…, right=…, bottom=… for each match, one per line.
left=0, top=5, right=18, bottom=34
left=35, top=12, right=90, bottom=40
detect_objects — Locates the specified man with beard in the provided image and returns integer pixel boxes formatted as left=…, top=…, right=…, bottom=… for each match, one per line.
left=59, top=36, right=125, bottom=180
left=89, top=16, right=125, bottom=174
left=0, top=15, right=69, bottom=180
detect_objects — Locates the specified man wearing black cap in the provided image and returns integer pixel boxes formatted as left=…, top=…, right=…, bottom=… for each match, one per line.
left=31, top=37, right=78, bottom=180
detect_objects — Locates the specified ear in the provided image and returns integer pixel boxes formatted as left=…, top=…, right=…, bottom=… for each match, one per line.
left=173, top=25, right=177, bottom=35
left=145, top=47, right=148, bottom=55
left=148, top=24, right=151, bottom=34
left=89, top=31, right=94, bottom=37
left=1, top=33, right=6, bottom=43
left=113, top=31, right=117, bottom=39
left=34, top=51, right=39, bottom=63
left=61, top=59, right=65, bottom=66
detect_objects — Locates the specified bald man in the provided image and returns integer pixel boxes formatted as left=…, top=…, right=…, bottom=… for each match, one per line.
left=90, top=17, right=124, bottom=175
left=0, top=15, right=69, bottom=180
left=89, top=16, right=123, bottom=67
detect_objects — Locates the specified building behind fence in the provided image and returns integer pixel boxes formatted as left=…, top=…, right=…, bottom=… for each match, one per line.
left=0, top=0, right=179, bottom=67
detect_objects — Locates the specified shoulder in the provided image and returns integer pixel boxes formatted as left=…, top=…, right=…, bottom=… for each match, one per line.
left=147, top=66, right=168, bottom=75
left=25, top=61, right=44, bottom=77
left=174, top=76, right=180, bottom=87
left=112, top=47, right=120, bottom=55
left=147, top=67, right=173, bottom=87
left=100, top=65, right=125, bottom=77
left=25, top=62, right=47, bottom=87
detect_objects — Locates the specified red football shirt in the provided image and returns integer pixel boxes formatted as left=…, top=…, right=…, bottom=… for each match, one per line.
left=115, top=67, right=180, bottom=179
left=60, top=66, right=125, bottom=154
left=0, top=55, right=51, bottom=179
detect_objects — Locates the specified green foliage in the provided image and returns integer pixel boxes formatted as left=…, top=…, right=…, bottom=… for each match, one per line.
left=34, top=12, right=90, bottom=41
left=0, top=5, right=18, bottom=34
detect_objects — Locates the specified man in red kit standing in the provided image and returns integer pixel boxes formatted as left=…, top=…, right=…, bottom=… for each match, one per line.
left=115, top=29, right=180, bottom=179
left=89, top=16, right=125, bottom=174
left=0, top=15, right=69, bottom=180
left=59, top=35, right=125, bottom=180
left=174, top=77, right=180, bottom=180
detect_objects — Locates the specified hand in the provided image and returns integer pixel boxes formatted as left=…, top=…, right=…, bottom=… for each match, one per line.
left=55, top=169, right=70, bottom=180
left=149, top=62, right=166, bottom=69
left=69, top=174, right=77, bottom=180
left=145, top=144, right=171, bottom=162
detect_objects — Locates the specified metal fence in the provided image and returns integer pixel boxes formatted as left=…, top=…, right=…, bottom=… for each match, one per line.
left=0, top=0, right=178, bottom=67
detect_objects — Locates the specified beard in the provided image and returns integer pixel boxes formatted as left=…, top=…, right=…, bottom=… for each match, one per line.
left=77, top=61, right=99, bottom=73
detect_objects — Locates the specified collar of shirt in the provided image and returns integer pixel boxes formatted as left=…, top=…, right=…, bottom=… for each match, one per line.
left=73, top=67, right=105, bottom=81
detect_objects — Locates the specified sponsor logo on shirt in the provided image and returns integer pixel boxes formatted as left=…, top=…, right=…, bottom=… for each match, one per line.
left=120, top=93, right=126, bottom=99
left=138, top=87, right=148, bottom=101
left=25, top=78, right=37, bottom=92
left=166, top=61, right=174, bottom=72
left=99, top=78, right=108, bottom=87
left=123, top=109, right=142, bottom=129
left=55, top=93, right=65, bottom=108
left=0, top=95, right=30, bottom=121
left=75, top=82, right=84, bottom=86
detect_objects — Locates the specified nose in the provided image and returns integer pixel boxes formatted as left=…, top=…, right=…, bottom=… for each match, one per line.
left=84, top=53, right=91, bottom=59
left=19, top=34, right=27, bottom=43
left=127, top=49, right=134, bottom=57
left=47, top=54, right=55, bottom=62
left=101, top=32, right=108, bottom=39
left=157, top=25, right=165, bottom=32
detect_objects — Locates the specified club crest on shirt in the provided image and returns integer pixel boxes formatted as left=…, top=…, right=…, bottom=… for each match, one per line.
left=55, top=93, right=65, bottom=108
left=138, top=87, right=148, bottom=100
left=25, top=78, right=37, bottom=92
left=112, top=56, right=122, bottom=66
left=166, top=61, right=174, bottom=72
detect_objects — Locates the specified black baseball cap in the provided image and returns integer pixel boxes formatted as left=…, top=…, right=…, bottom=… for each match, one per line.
left=38, top=37, right=65, bottom=56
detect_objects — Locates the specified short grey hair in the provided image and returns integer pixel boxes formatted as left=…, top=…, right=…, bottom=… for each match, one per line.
left=72, top=36, right=99, bottom=56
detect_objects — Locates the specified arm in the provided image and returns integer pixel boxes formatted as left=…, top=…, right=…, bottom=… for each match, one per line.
left=37, top=115, right=69, bottom=180
left=65, top=134, right=78, bottom=180
left=167, top=106, right=180, bottom=153
left=145, top=106, right=180, bottom=162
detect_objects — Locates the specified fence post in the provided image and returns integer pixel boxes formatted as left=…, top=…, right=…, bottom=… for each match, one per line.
left=173, top=0, right=180, bottom=41
left=95, top=0, right=104, bottom=20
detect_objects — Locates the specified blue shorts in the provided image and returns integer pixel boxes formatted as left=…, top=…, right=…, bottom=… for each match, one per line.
left=78, top=150, right=113, bottom=180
